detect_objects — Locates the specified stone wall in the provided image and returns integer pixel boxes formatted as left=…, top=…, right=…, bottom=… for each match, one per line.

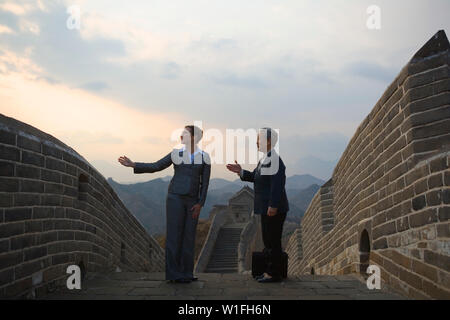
left=286, top=227, right=303, bottom=275
left=238, top=213, right=263, bottom=273
left=0, top=114, right=164, bottom=298
left=287, top=30, right=450, bottom=299
left=228, top=186, right=254, bottom=224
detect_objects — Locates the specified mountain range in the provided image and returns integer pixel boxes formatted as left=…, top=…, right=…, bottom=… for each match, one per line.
left=107, top=174, right=325, bottom=235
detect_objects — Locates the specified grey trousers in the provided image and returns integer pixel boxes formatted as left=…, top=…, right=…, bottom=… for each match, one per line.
left=165, top=192, right=199, bottom=280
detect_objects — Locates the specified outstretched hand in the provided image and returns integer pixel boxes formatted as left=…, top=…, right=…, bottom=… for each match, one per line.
left=191, top=203, right=202, bottom=219
left=118, top=155, right=135, bottom=168
left=226, top=160, right=242, bottom=175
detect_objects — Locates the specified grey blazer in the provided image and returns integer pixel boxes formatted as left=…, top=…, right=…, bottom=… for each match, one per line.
left=133, top=149, right=211, bottom=206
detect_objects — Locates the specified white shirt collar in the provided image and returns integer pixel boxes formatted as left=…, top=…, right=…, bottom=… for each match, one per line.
left=181, top=145, right=202, bottom=156
left=258, top=148, right=274, bottom=166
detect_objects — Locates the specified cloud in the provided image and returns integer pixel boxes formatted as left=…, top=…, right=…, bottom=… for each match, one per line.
left=79, top=11, right=170, bottom=64
left=188, top=36, right=238, bottom=51
left=1, top=0, right=450, bottom=181
left=0, top=51, right=186, bottom=182
left=290, top=156, right=337, bottom=181
left=160, top=62, right=181, bottom=79
left=0, top=48, right=44, bottom=77
left=282, top=132, right=349, bottom=162
left=0, top=24, right=14, bottom=34
left=344, top=60, right=396, bottom=82
left=211, top=72, right=267, bottom=89
left=0, top=2, right=34, bottom=16
left=79, top=81, right=109, bottom=91
left=0, top=8, right=19, bottom=32
left=57, top=130, right=124, bottom=144
left=142, top=136, right=170, bottom=145
left=18, top=19, right=40, bottom=35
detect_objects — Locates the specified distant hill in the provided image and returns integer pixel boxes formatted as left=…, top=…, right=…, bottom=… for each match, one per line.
left=289, top=184, right=322, bottom=213
left=285, top=174, right=325, bottom=190
left=291, top=156, right=337, bottom=181
left=107, top=173, right=324, bottom=235
left=107, top=177, right=168, bottom=235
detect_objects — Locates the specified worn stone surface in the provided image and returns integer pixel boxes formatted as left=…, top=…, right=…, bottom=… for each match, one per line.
left=41, top=272, right=406, bottom=300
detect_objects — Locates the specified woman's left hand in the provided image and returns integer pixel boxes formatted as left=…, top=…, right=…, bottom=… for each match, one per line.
left=191, top=203, right=202, bottom=219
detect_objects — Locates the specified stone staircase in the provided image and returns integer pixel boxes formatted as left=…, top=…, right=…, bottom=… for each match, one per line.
left=205, top=226, right=243, bottom=273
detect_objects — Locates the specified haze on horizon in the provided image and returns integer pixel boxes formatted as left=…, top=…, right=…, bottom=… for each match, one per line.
left=0, top=0, right=449, bottom=183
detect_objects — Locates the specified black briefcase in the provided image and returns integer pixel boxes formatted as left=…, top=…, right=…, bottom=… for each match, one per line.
left=251, top=251, right=288, bottom=279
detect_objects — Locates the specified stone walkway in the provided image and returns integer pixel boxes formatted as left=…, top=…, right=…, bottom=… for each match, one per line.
left=41, top=272, right=406, bottom=300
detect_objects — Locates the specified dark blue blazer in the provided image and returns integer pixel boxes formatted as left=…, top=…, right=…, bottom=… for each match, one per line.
left=133, top=149, right=211, bottom=206
left=240, top=150, right=289, bottom=215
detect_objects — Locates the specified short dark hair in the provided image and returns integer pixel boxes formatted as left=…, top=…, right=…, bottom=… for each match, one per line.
left=184, top=125, right=203, bottom=143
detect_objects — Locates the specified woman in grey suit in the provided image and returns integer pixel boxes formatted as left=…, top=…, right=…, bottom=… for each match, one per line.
left=118, top=125, right=211, bottom=283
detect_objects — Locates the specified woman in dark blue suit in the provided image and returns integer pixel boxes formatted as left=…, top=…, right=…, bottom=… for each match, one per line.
left=118, top=125, right=211, bottom=283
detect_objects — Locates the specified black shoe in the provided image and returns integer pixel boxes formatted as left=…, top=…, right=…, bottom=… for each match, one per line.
left=190, top=277, right=198, bottom=281
left=257, top=276, right=282, bottom=283
left=254, top=274, right=265, bottom=280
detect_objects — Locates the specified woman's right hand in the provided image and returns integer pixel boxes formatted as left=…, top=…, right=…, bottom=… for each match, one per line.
left=118, top=155, right=135, bottom=168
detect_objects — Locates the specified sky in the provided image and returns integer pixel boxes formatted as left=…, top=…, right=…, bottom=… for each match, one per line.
left=0, top=0, right=449, bottom=183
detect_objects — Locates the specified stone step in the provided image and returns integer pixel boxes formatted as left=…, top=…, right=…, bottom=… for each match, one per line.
left=214, top=246, right=238, bottom=247
left=215, top=245, right=239, bottom=247
left=207, top=263, right=238, bottom=267
left=207, top=266, right=237, bottom=270
left=214, top=245, right=239, bottom=247
left=210, top=255, right=237, bottom=259
left=205, top=268, right=237, bottom=272
left=217, top=235, right=241, bottom=238
left=214, top=242, right=240, bottom=245
left=210, top=255, right=237, bottom=258
left=208, top=258, right=237, bottom=262
left=205, top=227, right=244, bottom=272
left=207, top=258, right=238, bottom=263
left=204, top=268, right=237, bottom=273
left=217, top=232, right=241, bottom=235
left=218, top=231, right=242, bottom=234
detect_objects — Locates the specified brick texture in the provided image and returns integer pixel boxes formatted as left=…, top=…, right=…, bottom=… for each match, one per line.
left=286, top=30, right=450, bottom=300
left=0, top=113, right=164, bottom=299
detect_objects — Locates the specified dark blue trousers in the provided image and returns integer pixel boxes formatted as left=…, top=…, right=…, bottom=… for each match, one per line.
left=165, top=192, right=199, bottom=280
left=260, top=211, right=286, bottom=278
